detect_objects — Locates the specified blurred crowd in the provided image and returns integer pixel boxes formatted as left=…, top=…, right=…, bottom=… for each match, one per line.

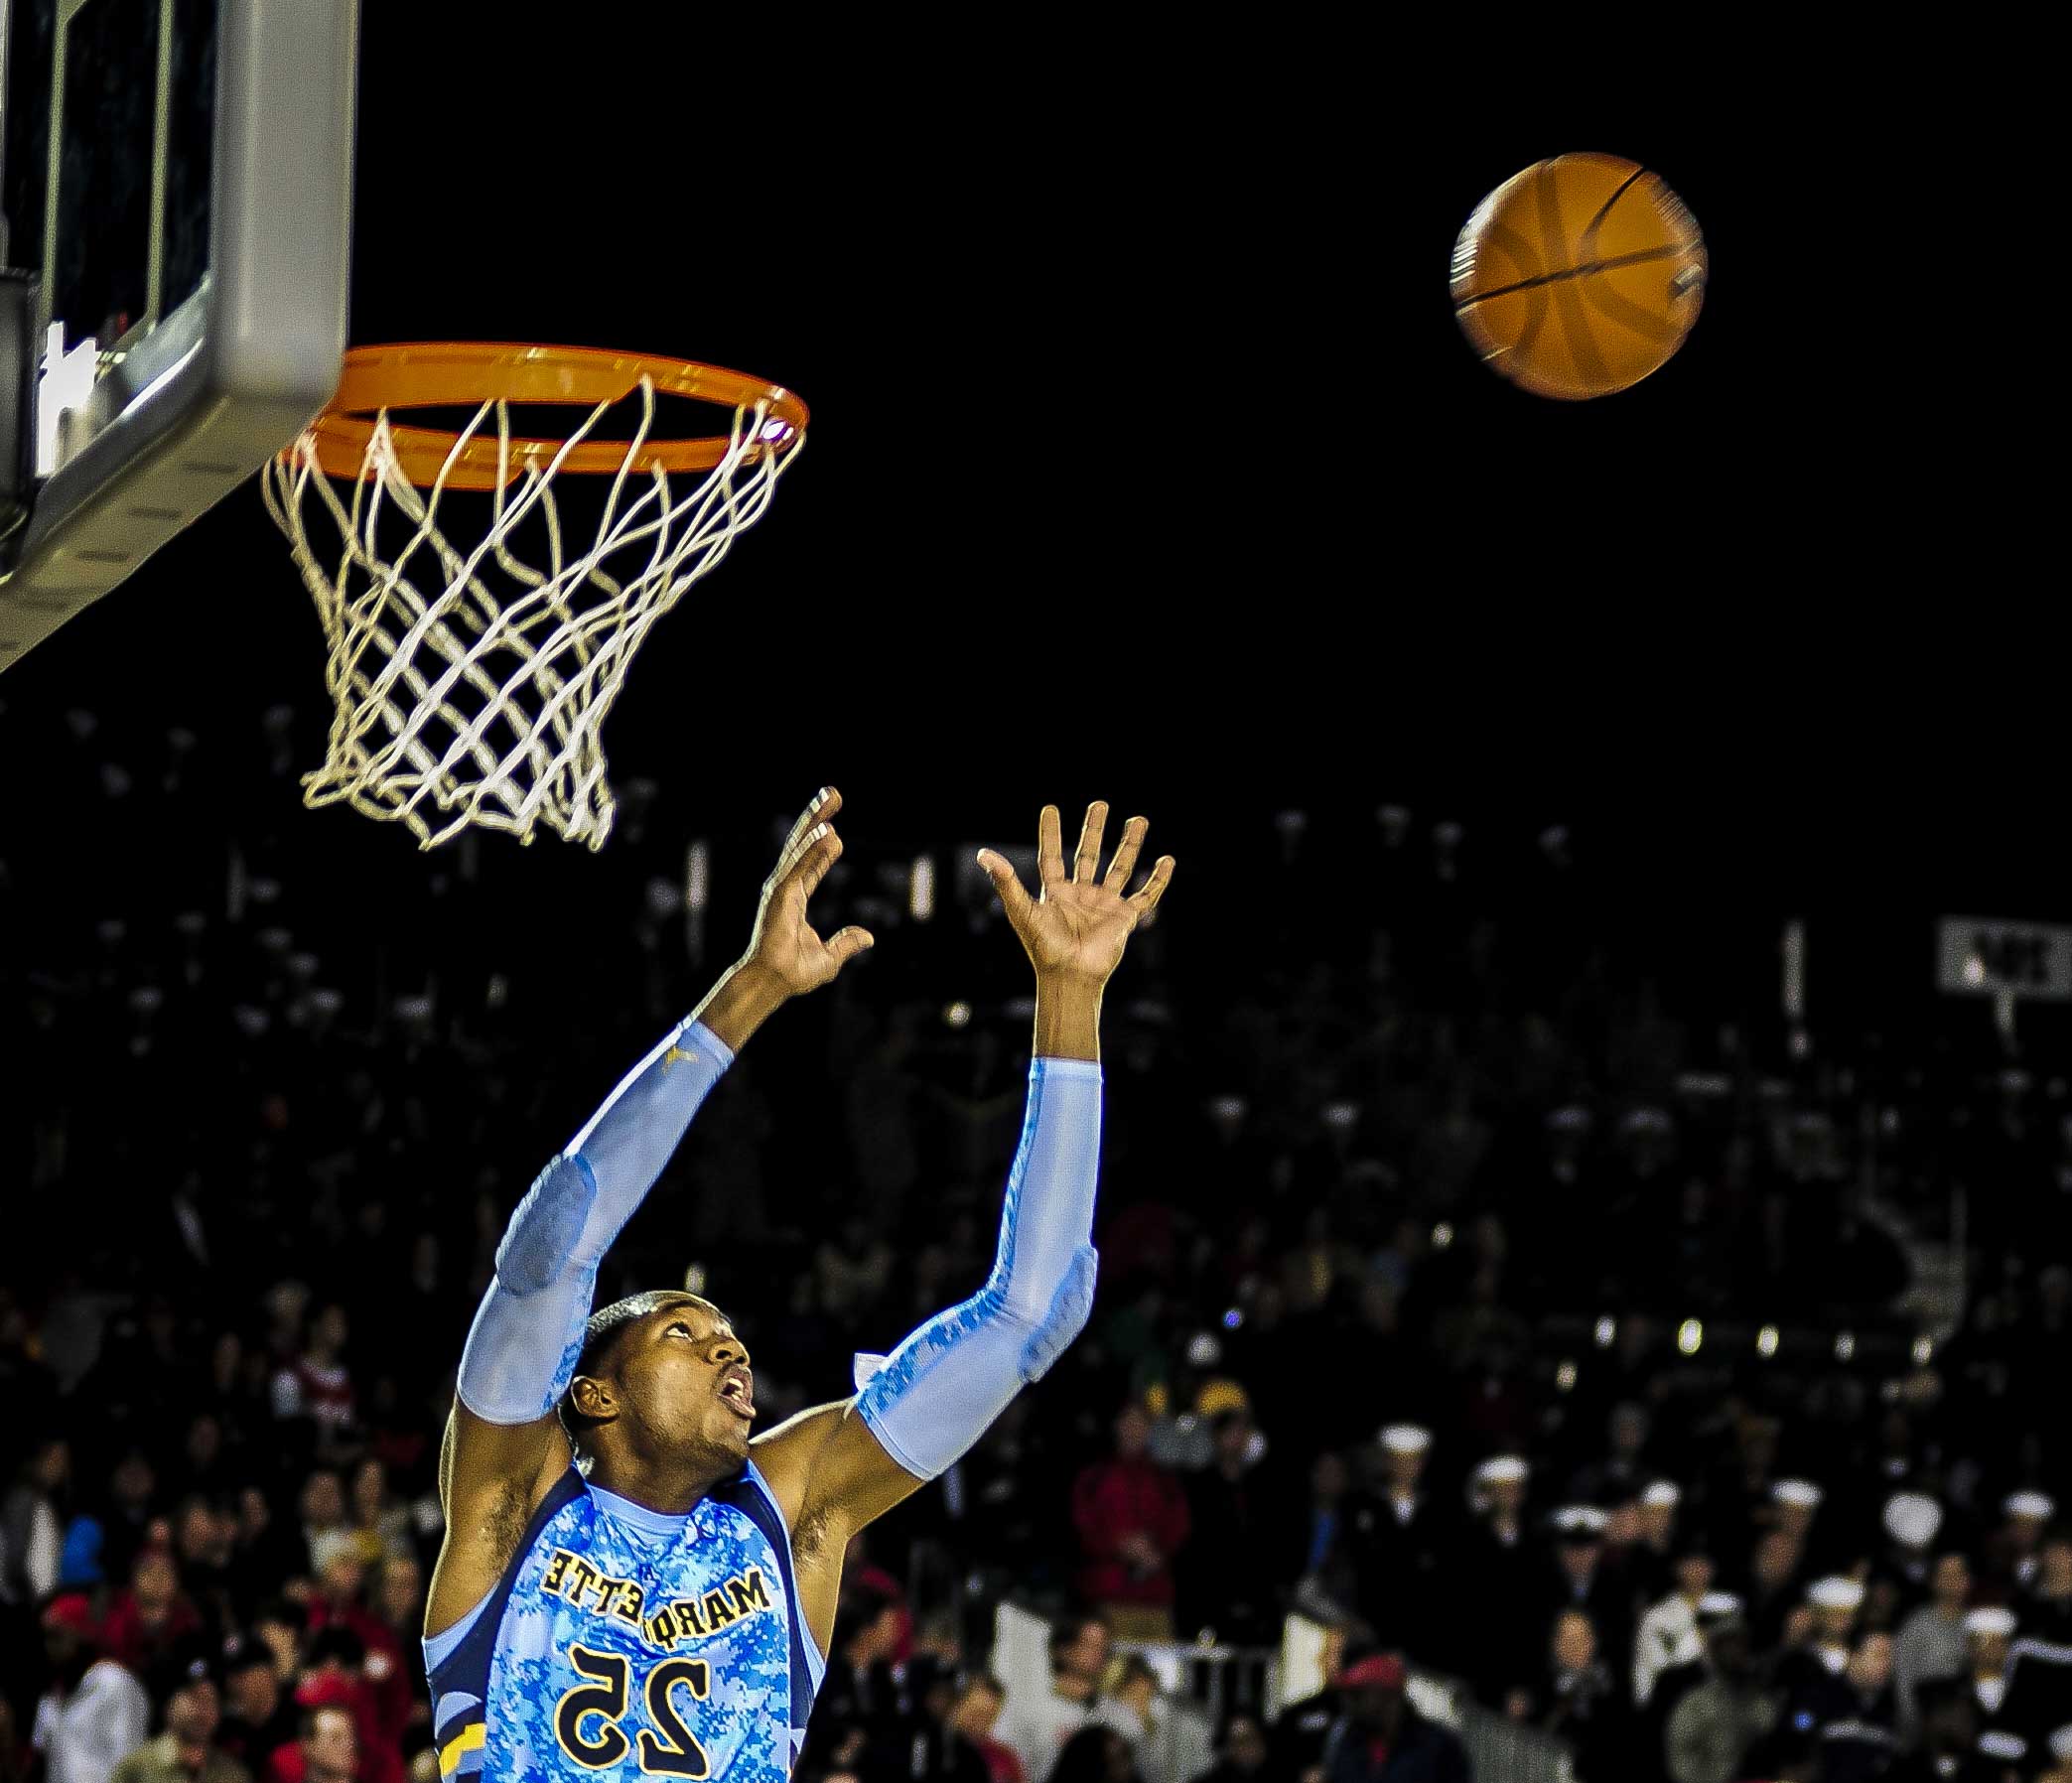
left=6, top=703, right=2072, bottom=1781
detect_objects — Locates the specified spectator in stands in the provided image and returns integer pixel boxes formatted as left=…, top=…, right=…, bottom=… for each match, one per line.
left=1537, top=1607, right=1633, bottom=1782
left=949, top=1675, right=1024, bottom=1783
left=1539, top=1506, right=1629, bottom=1685
left=1270, top=1626, right=1350, bottom=1780
left=361, top=1556, right=427, bottom=1755
left=903, top=1664, right=994, bottom=1783
left=1568, top=1402, right=1655, bottom=1508
left=0, top=1437, right=69, bottom=1607
left=1047, top=1726, right=1138, bottom=1783
left=1183, top=1712, right=1269, bottom=1783
left=807, top=1581, right=912, bottom=1779
left=1071, top=1407, right=1190, bottom=1642
left=1632, top=1540, right=1716, bottom=1698
left=270, top=1307, right=354, bottom=1457
left=1092, top=1656, right=1160, bottom=1777
left=31, top=1593, right=149, bottom=1783
left=1961, top=1606, right=2022, bottom=1752
left=100, top=1549, right=204, bottom=1680
left=1625, top=1480, right=1684, bottom=1605
left=1177, top=1407, right=1277, bottom=1644
left=1886, top=1675, right=1991, bottom=1783
left=268, top=1706, right=355, bottom=1783
left=341, top=1462, right=408, bottom=1574
left=997, top=1617, right=1108, bottom=1783
left=173, top=1497, right=238, bottom=1636
left=217, top=1634, right=299, bottom=1774
left=1316, top=1652, right=1467, bottom=1783
left=1452, top=1454, right=1536, bottom=1701
left=1351, top=1428, right=1443, bottom=1654
left=100, top=1449, right=160, bottom=1584
left=2010, top=1530, right=2072, bottom=1739
left=1985, top=1493, right=2054, bottom=1598
left=108, top=1652, right=249, bottom=1783
left=1742, top=1528, right=1808, bottom=1654
left=1283, top=1447, right=1361, bottom=1632
left=294, top=1473, right=345, bottom=1580
left=1663, top=1612, right=1775, bottom=1783
left=1812, top=1632, right=1900, bottom=1783
left=1892, top=1550, right=1971, bottom=1736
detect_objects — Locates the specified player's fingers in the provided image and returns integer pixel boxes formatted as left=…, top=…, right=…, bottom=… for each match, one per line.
left=1036, top=805, right=1066, bottom=890
left=826, top=927, right=875, bottom=968
left=772, top=788, right=840, bottom=881
left=1102, top=816, right=1150, bottom=892
left=787, top=826, right=843, bottom=900
left=1072, top=801, right=1109, bottom=884
left=774, top=820, right=837, bottom=902
left=977, top=849, right=1036, bottom=928
left=1125, top=855, right=1176, bottom=920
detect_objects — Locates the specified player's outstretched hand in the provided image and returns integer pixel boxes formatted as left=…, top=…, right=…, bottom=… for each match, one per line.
left=741, top=787, right=874, bottom=996
left=976, top=802, right=1174, bottom=986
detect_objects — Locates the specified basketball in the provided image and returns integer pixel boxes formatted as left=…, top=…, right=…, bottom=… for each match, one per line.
left=1450, top=152, right=1707, bottom=400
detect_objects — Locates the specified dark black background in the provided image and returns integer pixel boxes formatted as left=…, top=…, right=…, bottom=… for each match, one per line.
left=0, top=13, right=2051, bottom=1044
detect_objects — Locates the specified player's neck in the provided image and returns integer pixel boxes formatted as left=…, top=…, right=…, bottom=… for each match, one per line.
left=585, top=1451, right=730, bottom=1515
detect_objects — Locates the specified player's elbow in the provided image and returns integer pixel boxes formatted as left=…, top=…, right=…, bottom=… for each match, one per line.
left=1014, top=1244, right=1098, bottom=1385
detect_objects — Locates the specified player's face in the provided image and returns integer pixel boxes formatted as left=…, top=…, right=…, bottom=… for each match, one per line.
left=619, top=1297, right=757, bottom=1466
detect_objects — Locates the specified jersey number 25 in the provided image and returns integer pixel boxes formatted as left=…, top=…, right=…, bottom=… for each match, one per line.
left=556, top=1646, right=711, bottom=1775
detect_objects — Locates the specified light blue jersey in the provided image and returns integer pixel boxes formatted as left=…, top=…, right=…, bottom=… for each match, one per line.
left=425, top=1461, right=823, bottom=1779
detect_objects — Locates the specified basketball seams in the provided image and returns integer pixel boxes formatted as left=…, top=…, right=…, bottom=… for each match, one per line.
left=1452, top=153, right=1704, bottom=398
left=1452, top=243, right=1700, bottom=312
left=1455, top=217, right=1549, bottom=363
left=1537, top=161, right=1609, bottom=396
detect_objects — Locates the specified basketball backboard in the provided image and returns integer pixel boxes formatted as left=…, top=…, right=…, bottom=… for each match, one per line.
left=0, top=0, right=357, bottom=668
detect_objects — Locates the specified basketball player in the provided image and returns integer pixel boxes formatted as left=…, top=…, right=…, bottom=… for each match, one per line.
left=423, top=789, right=1174, bottom=1779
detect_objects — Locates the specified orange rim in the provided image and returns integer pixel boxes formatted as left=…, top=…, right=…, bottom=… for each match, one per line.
left=302, top=343, right=809, bottom=490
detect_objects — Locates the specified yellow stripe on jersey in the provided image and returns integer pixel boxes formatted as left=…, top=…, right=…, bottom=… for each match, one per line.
left=439, top=1722, right=485, bottom=1776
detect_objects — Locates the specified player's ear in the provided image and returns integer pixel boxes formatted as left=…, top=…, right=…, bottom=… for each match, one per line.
left=568, top=1374, right=617, bottom=1423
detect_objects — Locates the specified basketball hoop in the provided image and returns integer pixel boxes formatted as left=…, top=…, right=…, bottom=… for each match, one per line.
left=262, top=343, right=807, bottom=851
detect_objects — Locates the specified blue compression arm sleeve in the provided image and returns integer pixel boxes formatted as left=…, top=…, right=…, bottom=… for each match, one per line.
left=455, top=1018, right=734, bottom=1424
left=853, top=1056, right=1102, bottom=1480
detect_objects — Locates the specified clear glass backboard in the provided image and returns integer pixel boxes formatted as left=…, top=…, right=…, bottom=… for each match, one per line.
left=0, top=0, right=357, bottom=668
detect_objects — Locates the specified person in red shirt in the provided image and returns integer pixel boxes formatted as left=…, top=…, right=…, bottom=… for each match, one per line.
left=1071, top=1403, right=1191, bottom=1640
left=266, top=1704, right=358, bottom=1783
left=360, top=1553, right=430, bottom=1758
left=287, top=1636, right=405, bottom=1783
left=952, top=1674, right=1027, bottom=1783
left=98, top=1547, right=203, bottom=1677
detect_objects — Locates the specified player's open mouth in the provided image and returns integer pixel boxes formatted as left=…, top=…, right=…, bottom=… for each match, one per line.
left=718, top=1369, right=756, bottom=1420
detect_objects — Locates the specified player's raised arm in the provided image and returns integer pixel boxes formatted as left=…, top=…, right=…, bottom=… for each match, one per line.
left=426, top=787, right=872, bottom=1636
left=755, top=800, right=1173, bottom=1637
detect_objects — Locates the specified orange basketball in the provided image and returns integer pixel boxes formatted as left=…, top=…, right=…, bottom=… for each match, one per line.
left=1450, top=153, right=1707, bottom=400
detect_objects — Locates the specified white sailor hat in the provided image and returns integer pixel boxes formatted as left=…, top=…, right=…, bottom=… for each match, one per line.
left=1883, top=1492, right=1944, bottom=1549
left=1617, top=1106, right=1672, bottom=1137
left=1772, top=1479, right=1824, bottom=1509
left=2005, top=1490, right=2057, bottom=1521
left=1807, top=1577, right=1865, bottom=1611
left=1978, top=1730, right=2027, bottom=1762
left=1475, top=1455, right=1530, bottom=1485
left=1552, top=1506, right=1609, bottom=1539
left=1965, top=1606, right=2018, bottom=1639
left=1380, top=1425, right=1432, bottom=1455
left=1697, top=1591, right=1743, bottom=1621
left=1642, top=1480, right=1682, bottom=1509
left=1546, top=1106, right=1592, bottom=1134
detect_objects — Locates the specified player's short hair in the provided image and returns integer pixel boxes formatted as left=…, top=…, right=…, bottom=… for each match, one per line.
left=558, top=1291, right=724, bottom=1440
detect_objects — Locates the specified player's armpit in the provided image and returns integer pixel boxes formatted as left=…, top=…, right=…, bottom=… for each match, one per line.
left=425, top=1397, right=572, bottom=1638
left=752, top=1399, right=923, bottom=1652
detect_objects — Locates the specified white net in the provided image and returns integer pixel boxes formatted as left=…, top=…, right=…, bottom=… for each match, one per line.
left=262, top=376, right=799, bottom=850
